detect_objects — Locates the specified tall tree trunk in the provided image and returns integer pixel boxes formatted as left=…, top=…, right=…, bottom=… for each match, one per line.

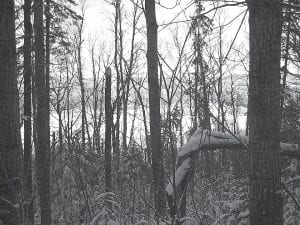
left=34, top=0, right=52, bottom=224
left=77, top=18, right=86, bottom=152
left=199, top=47, right=212, bottom=178
left=131, top=79, right=150, bottom=161
left=105, top=68, right=112, bottom=192
left=113, top=0, right=122, bottom=170
left=24, top=0, right=34, bottom=224
left=91, top=47, right=99, bottom=152
left=217, top=25, right=225, bottom=133
left=281, top=0, right=291, bottom=110
left=123, top=2, right=138, bottom=153
left=247, top=1, right=283, bottom=225
left=0, top=1, right=21, bottom=224
left=145, top=0, right=166, bottom=222
left=193, top=36, right=199, bottom=132
left=65, top=58, right=71, bottom=153
left=45, top=0, right=51, bottom=155
left=230, top=73, right=237, bottom=134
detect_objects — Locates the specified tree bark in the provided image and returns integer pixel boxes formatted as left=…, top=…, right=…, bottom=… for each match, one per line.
left=24, top=0, right=34, bottom=224
left=34, top=0, right=52, bottom=224
left=247, top=1, right=283, bottom=225
left=0, top=1, right=21, bottom=224
left=45, top=0, right=51, bottom=157
left=145, top=0, right=166, bottom=222
left=105, top=67, right=112, bottom=192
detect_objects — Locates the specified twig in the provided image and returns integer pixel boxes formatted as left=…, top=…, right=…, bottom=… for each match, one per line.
left=282, top=182, right=300, bottom=210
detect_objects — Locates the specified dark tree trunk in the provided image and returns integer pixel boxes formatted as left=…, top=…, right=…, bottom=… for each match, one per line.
left=45, top=0, right=51, bottom=155
left=247, top=1, right=283, bottom=225
left=145, top=0, right=166, bottom=222
left=105, top=68, right=112, bottom=192
left=34, top=0, right=52, bottom=224
left=24, top=0, right=34, bottom=224
left=0, top=1, right=21, bottom=224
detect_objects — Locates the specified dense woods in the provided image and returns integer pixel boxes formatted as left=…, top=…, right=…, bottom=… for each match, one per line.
left=1, top=0, right=300, bottom=225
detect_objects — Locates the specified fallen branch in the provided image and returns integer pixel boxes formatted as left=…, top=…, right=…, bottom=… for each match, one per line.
left=166, top=129, right=300, bottom=196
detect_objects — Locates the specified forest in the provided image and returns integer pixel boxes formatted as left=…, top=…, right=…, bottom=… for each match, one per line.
left=0, top=0, right=300, bottom=225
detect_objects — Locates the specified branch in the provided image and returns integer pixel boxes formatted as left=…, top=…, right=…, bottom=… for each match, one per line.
left=166, top=129, right=300, bottom=196
left=282, top=182, right=300, bottom=210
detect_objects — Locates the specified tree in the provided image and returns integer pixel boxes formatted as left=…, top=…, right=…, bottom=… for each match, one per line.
left=74, top=12, right=87, bottom=152
left=145, top=0, right=166, bottom=222
left=105, top=67, right=112, bottom=192
left=0, top=1, right=22, bottom=224
left=113, top=0, right=122, bottom=169
left=23, top=0, right=34, bottom=224
left=247, top=1, right=283, bottom=225
left=191, top=0, right=212, bottom=178
left=34, top=0, right=52, bottom=224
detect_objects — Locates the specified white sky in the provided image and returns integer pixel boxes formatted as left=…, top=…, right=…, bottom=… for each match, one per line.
left=49, top=0, right=249, bottom=134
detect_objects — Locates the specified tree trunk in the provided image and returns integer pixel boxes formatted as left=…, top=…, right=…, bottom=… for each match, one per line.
left=105, top=67, right=112, bottom=192
left=247, top=1, right=283, bottom=225
left=77, top=18, right=86, bottom=152
left=34, top=0, right=52, bottom=224
left=113, top=0, right=122, bottom=170
left=91, top=46, right=99, bottom=152
left=145, top=0, right=166, bottom=222
left=45, top=0, right=51, bottom=156
left=0, top=1, right=21, bottom=224
left=24, top=0, right=34, bottom=224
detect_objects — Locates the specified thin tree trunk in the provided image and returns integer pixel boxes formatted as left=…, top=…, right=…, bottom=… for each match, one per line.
left=131, top=79, right=150, bottom=161
left=24, top=0, right=34, bottom=224
left=123, top=2, right=139, bottom=153
left=145, top=0, right=166, bottom=222
left=197, top=29, right=212, bottom=178
left=91, top=47, right=99, bottom=152
left=45, top=0, right=50, bottom=148
left=193, top=31, right=199, bottom=132
left=247, top=1, right=283, bottom=225
left=34, top=0, right=52, bottom=224
left=77, top=18, right=86, bottom=152
left=0, top=1, right=22, bottom=224
left=113, top=0, right=121, bottom=169
left=281, top=0, right=291, bottom=110
left=218, top=25, right=225, bottom=133
left=32, top=73, right=38, bottom=150
left=105, top=68, right=112, bottom=192
left=66, top=58, right=71, bottom=153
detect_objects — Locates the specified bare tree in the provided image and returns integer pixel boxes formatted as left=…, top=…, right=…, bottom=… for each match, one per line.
left=113, top=0, right=122, bottom=169
left=105, top=67, right=113, bottom=192
left=145, top=0, right=166, bottom=222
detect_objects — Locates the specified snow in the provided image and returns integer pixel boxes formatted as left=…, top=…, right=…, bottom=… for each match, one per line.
left=177, top=129, right=209, bottom=158
left=177, top=129, right=248, bottom=158
left=134, top=220, right=148, bottom=225
left=166, top=158, right=191, bottom=195
left=167, top=129, right=300, bottom=196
